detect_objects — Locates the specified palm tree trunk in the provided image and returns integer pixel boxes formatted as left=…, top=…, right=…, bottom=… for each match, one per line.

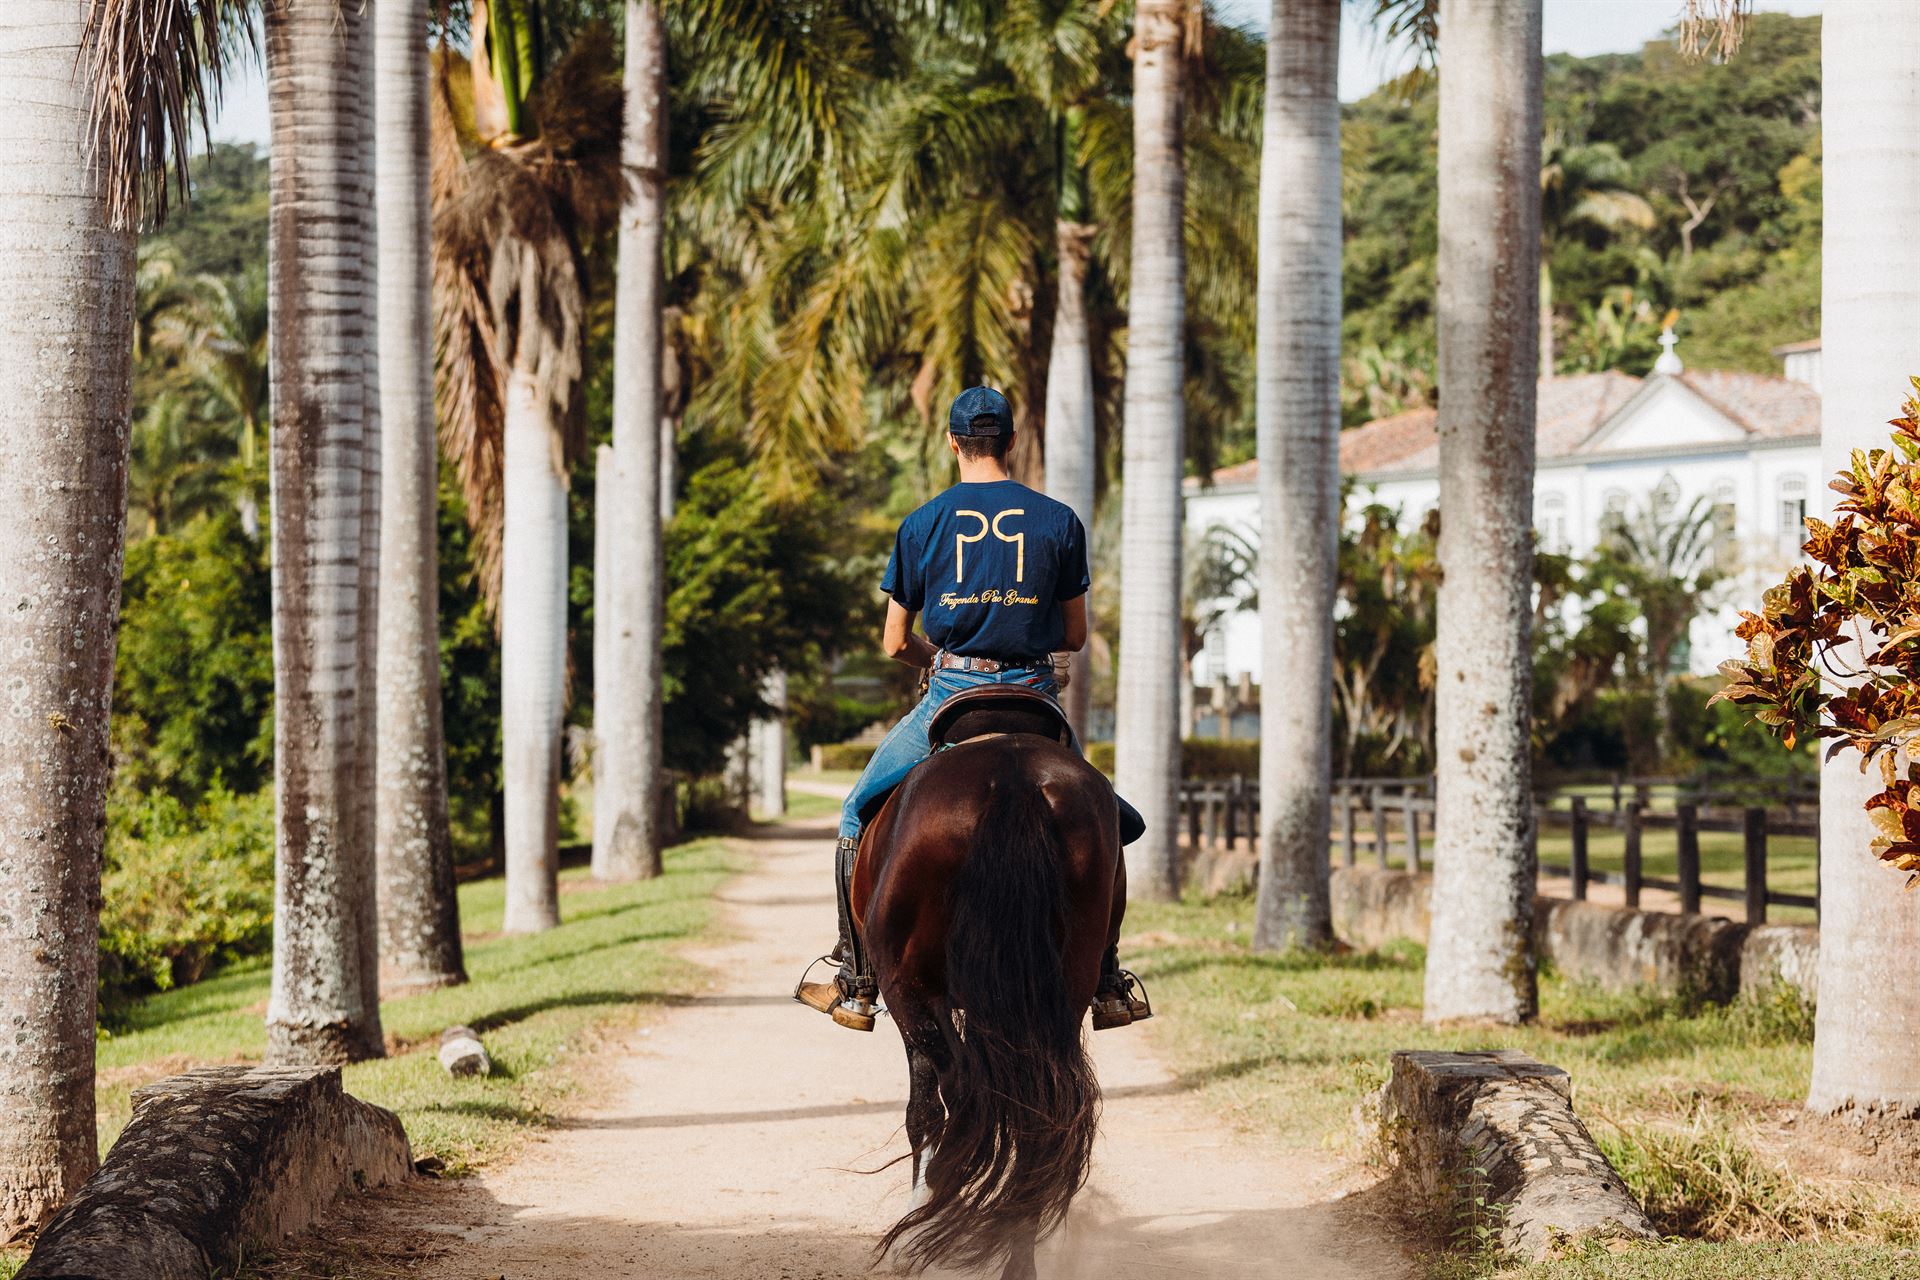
left=1046, top=221, right=1098, bottom=744
left=1251, top=0, right=1339, bottom=953
left=375, top=0, right=466, bottom=992
left=754, top=669, right=788, bottom=817
left=351, top=1, right=385, bottom=1064
left=1807, top=1, right=1920, bottom=1116
left=264, top=0, right=385, bottom=1062
left=0, top=2, right=135, bottom=1238
left=1115, top=0, right=1187, bottom=903
left=594, top=0, right=667, bottom=881
left=1423, top=0, right=1542, bottom=1026
left=1538, top=262, right=1554, bottom=378
left=502, top=357, right=567, bottom=933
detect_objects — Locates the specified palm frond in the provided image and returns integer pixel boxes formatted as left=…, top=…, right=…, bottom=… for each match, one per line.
left=84, top=0, right=257, bottom=230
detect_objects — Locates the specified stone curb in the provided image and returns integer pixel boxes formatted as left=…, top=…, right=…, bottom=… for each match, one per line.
left=1375, top=1049, right=1656, bottom=1260
left=19, top=1065, right=412, bottom=1280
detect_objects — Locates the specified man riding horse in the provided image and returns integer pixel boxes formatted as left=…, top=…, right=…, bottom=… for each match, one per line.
left=796, top=386, right=1149, bottom=1033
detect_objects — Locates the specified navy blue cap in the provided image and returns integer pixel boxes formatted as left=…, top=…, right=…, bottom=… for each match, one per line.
left=948, top=386, right=1014, bottom=437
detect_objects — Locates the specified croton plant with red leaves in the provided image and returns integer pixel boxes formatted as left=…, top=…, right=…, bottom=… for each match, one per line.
left=1713, top=380, right=1920, bottom=885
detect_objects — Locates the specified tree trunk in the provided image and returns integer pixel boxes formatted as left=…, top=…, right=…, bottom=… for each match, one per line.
left=501, top=358, right=566, bottom=932
left=1116, top=0, right=1187, bottom=903
left=1423, top=0, right=1542, bottom=1027
left=594, top=0, right=667, bottom=882
left=0, top=2, right=135, bottom=1238
left=1046, top=221, right=1098, bottom=745
left=754, top=669, right=788, bottom=817
left=375, top=0, right=465, bottom=992
left=660, top=414, right=678, bottom=520
left=264, top=0, right=385, bottom=1064
left=1251, top=0, right=1339, bottom=953
left=351, top=0, right=385, bottom=1063
left=1538, top=261, right=1554, bottom=379
left=1807, top=1, right=1920, bottom=1117
left=592, top=441, right=621, bottom=853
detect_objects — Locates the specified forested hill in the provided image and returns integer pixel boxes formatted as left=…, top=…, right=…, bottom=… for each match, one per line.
left=1338, top=11, right=1819, bottom=428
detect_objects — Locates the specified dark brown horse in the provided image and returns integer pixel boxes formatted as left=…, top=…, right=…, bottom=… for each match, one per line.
left=850, top=693, right=1126, bottom=1279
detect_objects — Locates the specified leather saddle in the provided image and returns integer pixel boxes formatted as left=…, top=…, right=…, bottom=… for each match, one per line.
left=927, top=684, right=1073, bottom=748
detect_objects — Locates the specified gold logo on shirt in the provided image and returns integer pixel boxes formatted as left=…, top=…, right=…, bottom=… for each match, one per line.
left=954, top=509, right=1025, bottom=583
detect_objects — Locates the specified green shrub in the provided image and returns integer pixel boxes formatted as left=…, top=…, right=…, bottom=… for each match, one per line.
left=1086, top=738, right=1258, bottom=778
left=818, top=743, right=877, bottom=772
left=100, top=786, right=274, bottom=1017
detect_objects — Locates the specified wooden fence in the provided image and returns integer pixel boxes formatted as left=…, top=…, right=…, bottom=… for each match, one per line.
left=1175, top=775, right=1819, bottom=924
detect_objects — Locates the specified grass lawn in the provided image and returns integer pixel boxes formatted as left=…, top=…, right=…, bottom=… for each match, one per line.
left=779, top=788, right=842, bottom=822
left=94, top=836, right=738, bottom=1171
left=1124, top=891, right=1919, bottom=1279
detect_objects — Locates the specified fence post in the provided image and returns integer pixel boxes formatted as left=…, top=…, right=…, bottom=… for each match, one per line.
left=1227, top=775, right=1244, bottom=850
left=1624, top=801, right=1643, bottom=909
left=1402, top=798, right=1420, bottom=872
left=1371, top=785, right=1389, bottom=871
left=1676, top=803, right=1701, bottom=915
left=1341, top=790, right=1357, bottom=868
left=1187, top=782, right=1201, bottom=850
left=1570, top=796, right=1589, bottom=901
left=1744, top=806, right=1768, bottom=924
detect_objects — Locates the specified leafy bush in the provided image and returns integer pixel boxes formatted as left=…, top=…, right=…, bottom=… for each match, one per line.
left=818, top=743, right=877, bottom=772
left=1717, top=383, right=1920, bottom=881
left=100, top=786, right=274, bottom=1016
left=113, top=511, right=273, bottom=805
left=1086, top=738, right=1258, bottom=779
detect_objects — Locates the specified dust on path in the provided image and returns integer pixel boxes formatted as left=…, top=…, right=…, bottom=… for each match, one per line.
left=393, top=813, right=1413, bottom=1280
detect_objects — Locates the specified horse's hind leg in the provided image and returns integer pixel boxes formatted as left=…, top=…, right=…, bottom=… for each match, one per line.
left=903, top=1034, right=944, bottom=1211
left=999, top=1222, right=1038, bottom=1280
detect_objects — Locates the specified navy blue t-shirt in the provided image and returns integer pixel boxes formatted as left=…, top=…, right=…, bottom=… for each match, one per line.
left=880, top=480, right=1090, bottom=660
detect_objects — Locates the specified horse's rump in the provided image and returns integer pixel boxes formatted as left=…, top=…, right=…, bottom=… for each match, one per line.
left=861, top=738, right=1119, bottom=1274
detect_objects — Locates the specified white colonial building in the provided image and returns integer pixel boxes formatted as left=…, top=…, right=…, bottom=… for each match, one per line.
left=1185, top=336, right=1821, bottom=693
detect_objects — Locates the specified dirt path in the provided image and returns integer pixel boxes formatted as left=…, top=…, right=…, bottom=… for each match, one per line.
left=393, top=813, right=1412, bottom=1280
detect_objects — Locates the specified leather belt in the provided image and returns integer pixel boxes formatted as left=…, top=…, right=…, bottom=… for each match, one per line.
left=933, top=651, right=1048, bottom=674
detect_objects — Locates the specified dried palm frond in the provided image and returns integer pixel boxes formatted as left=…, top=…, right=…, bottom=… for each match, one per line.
left=1680, top=0, right=1751, bottom=63
left=431, top=24, right=623, bottom=613
left=84, top=0, right=256, bottom=231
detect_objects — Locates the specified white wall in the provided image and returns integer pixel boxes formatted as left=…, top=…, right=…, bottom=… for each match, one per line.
left=1185, top=435, right=1820, bottom=685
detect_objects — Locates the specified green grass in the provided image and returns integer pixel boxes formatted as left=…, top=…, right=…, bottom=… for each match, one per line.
left=1123, top=891, right=1918, bottom=1279
left=94, top=837, right=738, bottom=1171
left=1497, top=1241, right=1920, bottom=1279
left=781, top=789, right=841, bottom=821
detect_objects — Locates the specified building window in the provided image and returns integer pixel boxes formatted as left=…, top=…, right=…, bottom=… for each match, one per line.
left=1711, top=479, right=1737, bottom=571
left=1600, top=488, right=1629, bottom=540
left=1777, top=475, right=1807, bottom=551
left=1538, top=492, right=1569, bottom=553
left=1653, top=471, right=1682, bottom=518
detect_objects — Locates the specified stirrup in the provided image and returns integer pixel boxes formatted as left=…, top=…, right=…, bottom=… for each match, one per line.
left=793, top=955, right=878, bottom=1032
left=1092, top=969, right=1152, bottom=1031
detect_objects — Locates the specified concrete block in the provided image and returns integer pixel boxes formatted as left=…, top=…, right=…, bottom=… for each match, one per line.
left=1739, top=922, right=1819, bottom=1003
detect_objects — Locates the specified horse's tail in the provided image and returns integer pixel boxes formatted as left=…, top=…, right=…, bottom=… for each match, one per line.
left=881, top=769, right=1101, bottom=1273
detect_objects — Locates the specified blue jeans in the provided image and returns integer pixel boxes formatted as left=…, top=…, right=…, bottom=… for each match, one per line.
left=839, top=663, right=1064, bottom=841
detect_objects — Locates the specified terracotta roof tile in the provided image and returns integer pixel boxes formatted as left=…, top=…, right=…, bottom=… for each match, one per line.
left=1675, top=370, right=1820, bottom=440
left=1196, top=368, right=1816, bottom=489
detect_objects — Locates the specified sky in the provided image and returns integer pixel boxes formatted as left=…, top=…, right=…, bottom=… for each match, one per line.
left=205, top=0, right=1824, bottom=148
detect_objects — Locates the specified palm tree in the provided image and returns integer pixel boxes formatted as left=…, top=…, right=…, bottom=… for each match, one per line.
left=1250, top=0, right=1339, bottom=953
left=594, top=0, right=668, bottom=883
left=1806, top=0, right=1920, bottom=1118
left=1422, top=0, right=1543, bottom=1026
left=375, top=0, right=466, bottom=991
left=0, top=0, right=140, bottom=1239
left=435, top=3, right=622, bottom=932
left=1115, top=0, right=1189, bottom=902
left=263, top=0, right=386, bottom=1062
left=1538, top=137, right=1653, bottom=376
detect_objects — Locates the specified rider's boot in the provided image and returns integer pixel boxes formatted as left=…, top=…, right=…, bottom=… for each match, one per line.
left=1091, top=943, right=1152, bottom=1031
left=795, top=837, right=880, bottom=1031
